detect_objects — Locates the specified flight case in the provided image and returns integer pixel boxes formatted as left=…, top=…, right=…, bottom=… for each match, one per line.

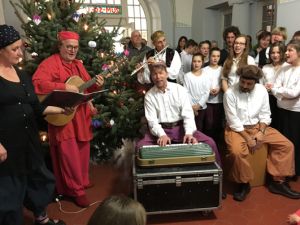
left=133, top=160, right=222, bottom=215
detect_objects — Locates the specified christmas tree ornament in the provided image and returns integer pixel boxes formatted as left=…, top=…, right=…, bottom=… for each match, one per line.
left=88, top=40, right=97, bottom=48
left=92, top=119, right=102, bottom=128
left=123, top=49, right=129, bottom=57
left=31, top=52, right=38, bottom=58
left=32, top=15, right=41, bottom=25
left=101, top=64, right=108, bottom=71
left=72, top=13, right=80, bottom=22
left=109, top=119, right=115, bottom=126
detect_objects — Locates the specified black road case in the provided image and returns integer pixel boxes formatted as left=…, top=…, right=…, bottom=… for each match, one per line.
left=133, top=160, right=222, bottom=215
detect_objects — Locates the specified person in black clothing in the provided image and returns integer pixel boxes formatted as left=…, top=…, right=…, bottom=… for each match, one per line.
left=137, top=30, right=182, bottom=84
left=175, top=35, right=188, bottom=54
left=0, top=25, right=66, bottom=225
left=127, top=30, right=151, bottom=61
left=219, top=26, right=241, bottom=66
left=253, top=30, right=271, bottom=64
left=257, top=26, right=287, bottom=68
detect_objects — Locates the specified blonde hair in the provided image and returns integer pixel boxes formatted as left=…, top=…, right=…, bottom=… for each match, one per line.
left=151, top=30, right=165, bottom=42
left=271, top=27, right=287, bottom=40
left=87, top=195, right=146, bottom=225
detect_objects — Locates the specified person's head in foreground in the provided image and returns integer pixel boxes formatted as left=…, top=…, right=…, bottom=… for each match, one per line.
left=87, top=195, right=146, bottom=225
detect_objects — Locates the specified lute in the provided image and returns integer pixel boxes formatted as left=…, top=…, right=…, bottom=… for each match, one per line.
left=38, top=59, right=125, bottom=126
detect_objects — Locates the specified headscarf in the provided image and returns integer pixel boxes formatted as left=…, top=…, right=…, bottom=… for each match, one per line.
left=0, top=25, right=21, bottom=49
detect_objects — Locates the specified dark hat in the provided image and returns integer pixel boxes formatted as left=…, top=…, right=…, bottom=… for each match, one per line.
left=0, top=25, right=21, bottom=49
left=236, top=65, right=263, bottom=81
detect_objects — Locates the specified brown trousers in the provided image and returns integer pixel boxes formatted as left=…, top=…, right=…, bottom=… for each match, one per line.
left=225, top=124, right=295, bottom=183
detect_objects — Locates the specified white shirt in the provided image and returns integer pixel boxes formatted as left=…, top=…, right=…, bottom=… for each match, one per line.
left=203, top=66, right=223, bottom=103
left=223, top=83, right=271, bottom=132
left=183, top=71, right=211, bottom=109
left=180, top=50, right=193, bottom=73
left=144, top=82, right=197, bottom=137
left=177, top=50, right=193, bottom=84
left=262, top=62, right=289, bottom=85
left=137, top=49, right=182, bottom=84
left=225, top=55, right=256, bottom=87
left=272, top=65, right=300, bottom=112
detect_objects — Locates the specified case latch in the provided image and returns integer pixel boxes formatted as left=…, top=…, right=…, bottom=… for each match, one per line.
left=175, top=176, right=182, bottom=187
left=137, top=178, right=143, bottom=189
left=213, top=174, right=219, bottom=184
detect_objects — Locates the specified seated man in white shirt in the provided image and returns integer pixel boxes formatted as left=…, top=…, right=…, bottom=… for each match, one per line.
left=223, top=65, right=300, bottom=201
left=136, top=62, right=221, bottom=165
left=137, top=30, right=181, bottom=84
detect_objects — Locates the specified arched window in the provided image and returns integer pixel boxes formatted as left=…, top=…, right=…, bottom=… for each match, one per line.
left=78, top=0, right=148, bottom=52
left=127, top=0, right=148, bottom=40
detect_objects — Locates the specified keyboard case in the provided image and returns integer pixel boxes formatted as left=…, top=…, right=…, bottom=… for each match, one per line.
left=133, top=159, right=222, bottom=215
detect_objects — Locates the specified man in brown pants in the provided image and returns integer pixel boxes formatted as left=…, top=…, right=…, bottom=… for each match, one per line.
left=223, top=65, right=300, bottom=201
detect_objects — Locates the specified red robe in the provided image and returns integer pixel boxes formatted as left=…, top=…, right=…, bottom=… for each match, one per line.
left=32, top=54, right=98, bottom=143
left=32, top=54, right=98, bottom=197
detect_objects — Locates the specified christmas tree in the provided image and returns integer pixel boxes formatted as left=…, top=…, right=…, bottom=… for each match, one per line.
left=10, top=0, right=146, bottom=161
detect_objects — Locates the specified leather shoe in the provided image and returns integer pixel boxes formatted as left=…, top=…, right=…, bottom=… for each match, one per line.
left=233, top=183, right=251, bottom=201
left=268, top=181, right=300, bottom=199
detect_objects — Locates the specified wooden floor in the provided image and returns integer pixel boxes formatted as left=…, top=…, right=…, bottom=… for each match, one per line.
left=23, top=162, right=300, bottom=225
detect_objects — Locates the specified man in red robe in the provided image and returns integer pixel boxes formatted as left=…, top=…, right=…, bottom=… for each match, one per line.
left=32, top=31, right=104, bottom=207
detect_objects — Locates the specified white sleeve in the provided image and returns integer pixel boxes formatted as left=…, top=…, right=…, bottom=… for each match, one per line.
left=258, top=89, right=272, bottom=125
left=247, top=56, right=256, bottom=65
left=179, top=86, right=197, bottom=135
left=144, top=94, right=166, bottom=137
left=272, top=69, right=300, bottom=100
left=167, top=51, right=181, bottom=80
left=137, top=56, right=151, bottom=84
left=223, top=90, right=244, bottom=132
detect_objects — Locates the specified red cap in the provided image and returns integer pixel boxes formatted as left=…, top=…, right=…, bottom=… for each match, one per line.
left=58, top=31, right=79, bottom=41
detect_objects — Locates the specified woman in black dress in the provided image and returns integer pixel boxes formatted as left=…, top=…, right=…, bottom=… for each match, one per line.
left=0, top=25, right=66, bottom=225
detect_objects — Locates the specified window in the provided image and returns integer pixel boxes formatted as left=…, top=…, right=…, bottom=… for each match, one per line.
left=79, top=0, right=148, bottom=52
left=262, top=3, right=275, bottom=32
left=127, top=0, right=147, bottom=40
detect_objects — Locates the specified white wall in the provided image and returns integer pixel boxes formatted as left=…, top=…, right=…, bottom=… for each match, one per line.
left=192, top=0, right=264, bottom=48
left=151, top=0, right=175, bottom=47
left=3, top=0, right=25, bottom=35
left=174, top=0, right=193, bottom=44
left=0, top=0, right=5, bottom=24
left=277, top=0, right=300, bottom=41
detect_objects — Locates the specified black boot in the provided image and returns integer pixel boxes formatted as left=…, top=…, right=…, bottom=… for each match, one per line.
left=268, top=181, right=300, bottom=199
left=233, top=183, right=251, bottom=201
